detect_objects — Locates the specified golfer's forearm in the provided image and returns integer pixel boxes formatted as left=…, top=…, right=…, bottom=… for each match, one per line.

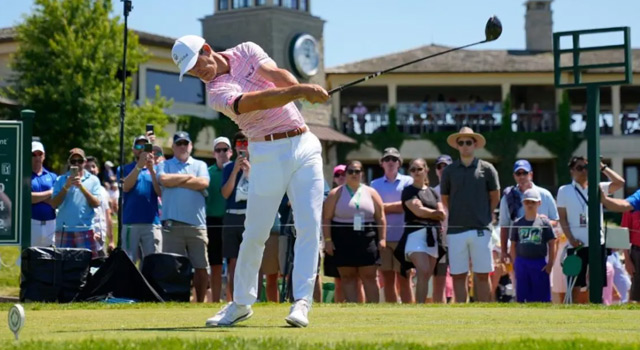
left=270, top=68, right=299, bottom=88
left=237, top=86, right=306, bottom=113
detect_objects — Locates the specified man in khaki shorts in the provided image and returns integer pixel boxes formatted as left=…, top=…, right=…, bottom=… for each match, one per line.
left=158, top=131, right=210, bottom=302
left=371, top=148, right=414, bottom=303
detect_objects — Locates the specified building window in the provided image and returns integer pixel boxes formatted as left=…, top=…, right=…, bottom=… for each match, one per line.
left=146, top=69, right=205, bottom=105
left=280, top=0, right=297, bottom=9
left=624, top=164, right=640, bottom=197
left=299, top=0, right=308, bottom=11
left=233, top=0, right=251, bottom=9
left=218, top=0, right=229, bottom=11
left=256, top=0, right=267, bottom=5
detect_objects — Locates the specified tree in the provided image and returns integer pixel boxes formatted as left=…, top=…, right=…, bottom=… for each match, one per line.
left=9, top=0, right=172, bottom=170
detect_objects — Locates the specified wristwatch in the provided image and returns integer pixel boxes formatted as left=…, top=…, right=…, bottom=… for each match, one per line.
left=601, top=164, right=608, bottom=171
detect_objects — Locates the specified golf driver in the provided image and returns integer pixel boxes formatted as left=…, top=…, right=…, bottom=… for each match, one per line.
left=328, top=16, right=502, bottom=95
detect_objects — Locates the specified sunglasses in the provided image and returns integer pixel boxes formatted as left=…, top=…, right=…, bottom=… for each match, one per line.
left=69, top=158, right=84, bottom=165
left=133, top=144, right=146, bottom=150
left=32, top=152, right=44, bottom=157
left=436, top=163, right=448, bottom=170
left=154, top=152, right=163, bottom=157
left=574, top=165, right=587, bottom=172
left=175, top=140, right=189, bottom=147
left=347, top=169, right=362, bottom=175
left=235, top=140, right=248, bottom=148
left=514, top=171, right=529, bottom=176
left=334, top=172, right=345, bottom=178
left=457, top=140, right=475, bottom=147
left=214, top=147, right=229, bottom=153
left=409, top=167, right=424, bottom=173
left=382, top=156, right=399, bottom=163
left=523, top=200, right=539, bottom=205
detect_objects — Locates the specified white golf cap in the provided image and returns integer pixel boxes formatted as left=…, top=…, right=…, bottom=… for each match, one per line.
left=213, top=136, right=231, bottom=149
left=172, top=35, right=206, bottom=82
left=32, top=141, right=45, bottom=153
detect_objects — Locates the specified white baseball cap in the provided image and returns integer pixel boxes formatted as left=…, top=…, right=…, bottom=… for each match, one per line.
left=172, top=35, right=206, bottom=82
left=213, top=136, right=231, bottom=149
left=32, top=141, right=45, bottom=153
left=522, top=188, right=542, bottom=202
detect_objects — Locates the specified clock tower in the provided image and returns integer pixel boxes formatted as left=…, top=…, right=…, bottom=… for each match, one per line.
left=202, top=1, right=325, bottom=88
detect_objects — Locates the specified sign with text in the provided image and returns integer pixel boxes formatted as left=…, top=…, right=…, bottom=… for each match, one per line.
left=0, top=122, right=23, bottom=244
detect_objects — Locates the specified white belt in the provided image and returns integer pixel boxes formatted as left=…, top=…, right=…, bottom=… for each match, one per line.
left=226, top=209, right=247, bottom=215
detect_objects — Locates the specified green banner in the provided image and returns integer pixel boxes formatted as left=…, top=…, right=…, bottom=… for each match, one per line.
left=0, top=121, right=23, bottom=244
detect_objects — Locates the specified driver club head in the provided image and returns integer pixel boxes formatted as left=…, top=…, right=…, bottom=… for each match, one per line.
left=485, top=16, right=502, bottom=42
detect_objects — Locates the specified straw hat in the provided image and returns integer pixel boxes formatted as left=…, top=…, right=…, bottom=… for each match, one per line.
left=446, top=127, right=486, bottom=149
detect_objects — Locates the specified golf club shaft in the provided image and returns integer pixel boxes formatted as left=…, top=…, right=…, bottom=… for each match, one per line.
left=328, top=39, right=487, bottom=96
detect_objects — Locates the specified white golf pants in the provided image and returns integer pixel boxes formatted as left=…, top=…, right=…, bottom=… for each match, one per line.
left=234, top=131, right=324, bottom=305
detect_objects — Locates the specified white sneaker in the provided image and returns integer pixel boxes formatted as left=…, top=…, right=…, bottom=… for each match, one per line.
left=205, top=302, right=253, bottom=327
left=285, top=299, right=310, bottom=327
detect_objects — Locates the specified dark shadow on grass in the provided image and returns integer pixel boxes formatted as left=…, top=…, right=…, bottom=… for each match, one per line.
left=54, top=325, right=288, bottom=333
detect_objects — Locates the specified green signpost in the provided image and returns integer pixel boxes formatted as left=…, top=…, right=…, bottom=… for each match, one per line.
left=0, top=110, right=33, bottom=250
left=553, top=27, right=632, bottom=303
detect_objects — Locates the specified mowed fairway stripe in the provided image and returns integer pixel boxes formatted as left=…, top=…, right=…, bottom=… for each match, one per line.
left=1, top=304, right=639, bottom=345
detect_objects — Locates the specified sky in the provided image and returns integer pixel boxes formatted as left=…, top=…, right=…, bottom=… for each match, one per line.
left=1, top=0, right=639, bottom=67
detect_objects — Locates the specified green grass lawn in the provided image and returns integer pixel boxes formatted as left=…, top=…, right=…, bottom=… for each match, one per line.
left=0, top=246, right=20, bottom=297
left=1, top=303, right=639, bottom=350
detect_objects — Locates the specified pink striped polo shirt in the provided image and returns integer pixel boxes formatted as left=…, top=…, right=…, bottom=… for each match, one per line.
left=207, top=42, right=305, bottom=139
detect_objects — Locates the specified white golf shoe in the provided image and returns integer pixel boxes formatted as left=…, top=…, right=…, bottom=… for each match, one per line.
left=285, top=299, right=310, bottom=328
left=205, top=302, right=253, bottom=327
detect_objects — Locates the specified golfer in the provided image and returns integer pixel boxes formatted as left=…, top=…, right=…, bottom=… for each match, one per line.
left=172, top=35, right=328, bottom=327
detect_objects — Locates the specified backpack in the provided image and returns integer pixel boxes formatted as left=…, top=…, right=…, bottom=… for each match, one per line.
left=503, top=186, right=522, bottom=222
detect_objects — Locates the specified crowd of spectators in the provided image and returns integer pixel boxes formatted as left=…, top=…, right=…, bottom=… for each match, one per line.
left=29, top=125, right=640, bottom=304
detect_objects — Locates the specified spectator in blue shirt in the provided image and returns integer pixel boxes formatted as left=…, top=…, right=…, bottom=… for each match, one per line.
left=157, top=131, right=210, bottom=302
left=601, top=188, right=640, bottom=212
left=370, top=147, right=414, bottom=303
left=221, top=131, right=250, bottom=300
left=30, top=141, right=58, bottom=247
left=50, top=148, right=102, bottom=258
left=499, top=159, right=559, bottom=263
left=118, top=134, right=162, bottom=265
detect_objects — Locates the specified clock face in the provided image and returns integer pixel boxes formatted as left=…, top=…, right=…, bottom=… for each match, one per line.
left=290, top=34, right=319, bottom=79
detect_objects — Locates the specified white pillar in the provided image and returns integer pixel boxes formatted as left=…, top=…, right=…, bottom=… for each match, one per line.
left=387, top=83, right=397, bottom=107
left=332, top=90, right=341, bottom=130
left=555, top=88, right=564, bottom=107
left=555, top=88, right=564, bottom=131
left=501, top=83, right=511, bottom=101
left=611, top=156, right=624, bottom=198
left=612, top=86, right=621, bottom=136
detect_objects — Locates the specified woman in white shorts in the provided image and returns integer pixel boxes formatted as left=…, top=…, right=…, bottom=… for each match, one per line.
left=394, top=159, right=446, bottom=303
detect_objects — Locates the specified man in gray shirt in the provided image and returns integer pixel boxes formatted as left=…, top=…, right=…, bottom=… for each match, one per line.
left=440, top=127, right=500, bottom=303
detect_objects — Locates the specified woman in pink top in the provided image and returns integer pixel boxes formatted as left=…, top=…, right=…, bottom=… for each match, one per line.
left=323, top=161, right=387, bottom=303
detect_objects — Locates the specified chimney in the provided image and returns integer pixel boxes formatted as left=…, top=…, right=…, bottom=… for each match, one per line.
left=525, top=0, right=553, bottom=51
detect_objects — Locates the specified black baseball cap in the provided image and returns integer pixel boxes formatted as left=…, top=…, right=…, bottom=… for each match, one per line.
left=173, top=131, right=191, bottom=143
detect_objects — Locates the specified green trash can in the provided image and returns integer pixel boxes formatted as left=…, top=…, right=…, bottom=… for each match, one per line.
left=322, top=282, right=335, bottom=303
